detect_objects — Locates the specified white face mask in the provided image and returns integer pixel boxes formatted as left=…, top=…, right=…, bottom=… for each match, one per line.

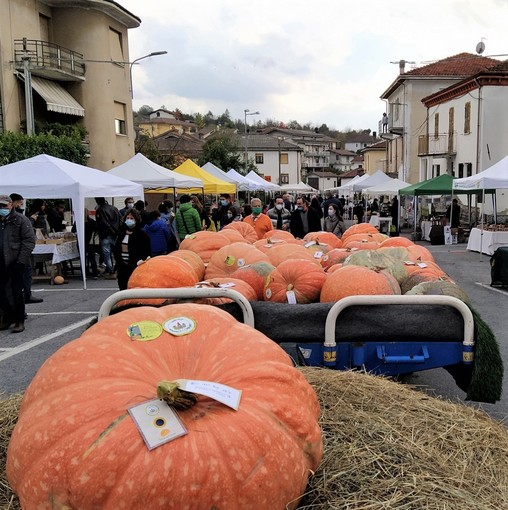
left=328, top=209, right=335, bottom=216
left=275, top=204, right=283, bottom=210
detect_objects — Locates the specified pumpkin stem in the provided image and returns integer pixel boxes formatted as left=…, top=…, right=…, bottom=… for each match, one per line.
left=157, top=381, right=198, bottom=410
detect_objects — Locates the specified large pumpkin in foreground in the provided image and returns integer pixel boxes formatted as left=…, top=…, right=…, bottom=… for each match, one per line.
left=7, top=304, right=322, bottom=510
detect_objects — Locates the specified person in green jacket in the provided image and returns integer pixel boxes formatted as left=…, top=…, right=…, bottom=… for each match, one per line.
left=175, top=194, right=202, bottom=240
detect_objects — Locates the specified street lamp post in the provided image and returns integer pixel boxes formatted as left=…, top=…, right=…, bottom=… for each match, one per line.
left=129, top=51, right=167, bottom=99
left=243, top=108, right=259, bottom=171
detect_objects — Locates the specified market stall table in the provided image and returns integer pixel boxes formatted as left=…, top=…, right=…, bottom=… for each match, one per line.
left=466, top=228, right=508, bottom=255
left=369, top=215, right=392, bottom=234
left=32, top=240, right=79, bottom=281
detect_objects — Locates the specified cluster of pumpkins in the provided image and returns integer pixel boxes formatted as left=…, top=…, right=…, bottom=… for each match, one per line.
left=125, top=221, right=469, bottom=307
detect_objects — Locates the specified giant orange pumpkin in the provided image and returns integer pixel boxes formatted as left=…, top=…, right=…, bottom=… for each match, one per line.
left=205, top=242, right=270, bottom=279
left=320, top=265, right=401, bottom=302
left=303, top=231, right=343, bottom=249
left=341, top=223, right=378, bottom=241
left=263, top=229, right=299, bottom=243
left=265, top=243, right=320, bottom=267
left=179, top=231, right=231, bottom=263
left=7, top=304, right=322, bottom=510
left=168, top=250, right=206, bottom=280
left=231, top=261, right=276, bottom=300
left=193, top=277, right=258, bottom=304
left=223, top=221, right=258, bottom=243
left=264, top=259, right=327, bottom=303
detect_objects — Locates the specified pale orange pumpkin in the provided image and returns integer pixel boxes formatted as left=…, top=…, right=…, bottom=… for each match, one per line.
left=379, top=237, right=415, bottom=248
left=341, top=223, right=379, bottom=241
left=320, top=265, right=401, bottom=302
left=265, top=243, right=321, bottom=267
left=264, top=259, right=327, bottom=303
left=168, top=250, right=206, bottom=280
left=303, top=231, right=343, bottom=249
left=7, top=304, right=323, bottom=510
left=223, top=221, right=259, bottom=243
left=320, top=248, right=352, bottom=271
left=205, top=242, right=270, bottom=279
left=263, top=229, right=299, bottom=243
left=219, top=227, right=246, bottom=244
left=253, top=237, right=288, bottom=254
left=179, top=231, right=231, bottom=263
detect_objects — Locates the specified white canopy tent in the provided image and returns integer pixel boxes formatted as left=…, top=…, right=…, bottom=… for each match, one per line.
left=245, top=170, right=281, bottom=191
left=331, top=174, right=365, bottom=193
left=363, top=178, right=409, bottom=195
left=226, top=169, right=262, bottom=191
left=200, top=162, right=248, bottom=191
left=108, top=153, right=203, bottom=189
left=0, top=154, right=143, bottom=289
left=348, top=170, right=392, bottom=192
left=279, top=181, right=318, bottom=193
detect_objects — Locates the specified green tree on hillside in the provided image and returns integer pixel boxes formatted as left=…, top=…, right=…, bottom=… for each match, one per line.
left=198, top=129, right=244, bottom=171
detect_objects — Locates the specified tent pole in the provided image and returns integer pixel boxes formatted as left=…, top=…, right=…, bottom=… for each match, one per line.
left=479, top=188, right=485, bottom=261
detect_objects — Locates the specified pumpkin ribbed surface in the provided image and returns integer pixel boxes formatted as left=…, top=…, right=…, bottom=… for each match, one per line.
left=194, top=277, right=258, bottom=304
left=379, top=237, right=415, bottom=248
left=7, top=304, right=322, bottom=510
left=264, top=259, right=327, bottom=303
left=341, top=223, right=378, bottom=240
left=205, top=242, right=270, bottom=279
left=168, top=250, right=206, bottom=281
left=222, top=221, right=258, bottom=243
left=231, top=261, right=276, bottom=300
left=179, top=231, right=231, bottom=263
left=129, top=256, right=198, bottom=289
left=219, top=228, right=246, bottom=244
left=321, top=248, right=352, bottom=271
left=320, top=265, right=401, bottom=302
left=303, top=231, right=343, bottom=249
left=263, top=229, right=299, bottom=243
left=265, top=243, right=320, bottom=267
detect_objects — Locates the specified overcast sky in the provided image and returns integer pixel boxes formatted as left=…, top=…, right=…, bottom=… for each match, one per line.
left=119, top=0, right=508, bottom=132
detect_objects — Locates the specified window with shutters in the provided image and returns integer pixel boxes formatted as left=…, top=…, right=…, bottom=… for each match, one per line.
left=279, top=153, right=288, bottom=165
left=280, top=173, right=289, bottom=184
left=466, top=163, right=472, bottom=177
left=434, top=113, right=439, bottom=140
left=464, top=102, right=471, bottom=134
left=255, top=153, right=264, bottom=164
left=114, top=101, right=127, bottom=135
left=448, top=107, right=454, bottom=153
left=458, top=163, right=464, bottom=178
left=109, top=28, right=124, bottom=65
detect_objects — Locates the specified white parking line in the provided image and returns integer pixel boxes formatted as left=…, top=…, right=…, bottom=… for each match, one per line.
left=475, top=282, right=508, bottom=295
left=0, top=317, right=92, bottom=362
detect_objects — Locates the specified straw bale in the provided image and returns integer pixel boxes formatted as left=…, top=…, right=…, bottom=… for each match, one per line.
left=298, top=368, right=508, bottom=509
left=2, top=371, right=508, bottom=510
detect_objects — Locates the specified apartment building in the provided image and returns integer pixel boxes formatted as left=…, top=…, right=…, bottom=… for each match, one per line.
left=379, top=54, right=499, bottom=184
left=0, top=0, right=140, bottom=170
left=138, top=109, right=198, bottom=138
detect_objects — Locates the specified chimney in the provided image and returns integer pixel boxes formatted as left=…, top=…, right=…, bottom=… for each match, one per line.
left=399, top=59, right=406, bottom=74
left=372, top=131, right=377, bottom=139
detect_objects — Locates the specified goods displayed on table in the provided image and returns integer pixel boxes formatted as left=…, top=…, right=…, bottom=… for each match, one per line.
left=484, top=224, right=508, bottom=231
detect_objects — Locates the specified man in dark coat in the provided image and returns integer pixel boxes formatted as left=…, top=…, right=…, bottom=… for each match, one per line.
left=322, top=192, right=343, bottom=216
left=95, top=197, right=121, bottom=278
left=0, top=194, right=35, bottom=333
left=289, top=196, right=322, bottom=239
left=211, top=193, right=240, bottom=230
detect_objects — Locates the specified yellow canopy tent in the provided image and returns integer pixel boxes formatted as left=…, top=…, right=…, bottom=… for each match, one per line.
left=153, top=159, right=236, bottom=195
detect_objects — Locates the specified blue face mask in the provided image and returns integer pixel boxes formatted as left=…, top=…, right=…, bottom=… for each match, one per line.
left=0, top=208, right=10, bottom=217
left=125, top=219, right=136, bottom=229
left=220, top=200, right=227, bottom=207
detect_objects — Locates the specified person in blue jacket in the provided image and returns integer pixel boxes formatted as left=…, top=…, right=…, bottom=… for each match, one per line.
left=143, top=210, right=177, bottom=256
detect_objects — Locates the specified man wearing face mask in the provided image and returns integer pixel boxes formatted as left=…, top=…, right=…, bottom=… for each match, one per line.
left=0, top=195, right=35, bottom=333
left=119, top=197, right=135, bottom=217
left=9, top=193, right=43, bottom=304
left=289, top=196, right=322, bottom=239
left=243, top=198, right=273, bottom=239
left=211, top=193, right=240, bottom=230
left=266, top=195, right=291, bottom=230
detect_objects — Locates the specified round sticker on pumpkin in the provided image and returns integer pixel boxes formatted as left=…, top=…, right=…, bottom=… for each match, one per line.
left=225, top=255, right=236, bottom=266
left=237, top=258, right=246, bottom=267
left=163, top=316, right=197, bottom=336
left=127, top=321, right=163, bottom=341
left=265, top=287, right=272, bottom=299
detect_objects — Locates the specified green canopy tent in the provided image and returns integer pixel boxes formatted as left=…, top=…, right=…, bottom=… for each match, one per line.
left=399, top=174, right=495, bottom=238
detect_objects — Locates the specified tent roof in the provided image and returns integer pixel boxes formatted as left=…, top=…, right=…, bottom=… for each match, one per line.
left=109, top=153, right=203, bottom=189
left=226, top=168, right=263, bottom=191
left=245, top=170, right=281, bottom=191
left=201, top=162, right=241, bottom=187
left=350, top=170, right=392, bottom=192
left=279, top=181, right=318, bottom=193
left=364, top=178, right=409, bottom=195
left=173, top=159, right=236, bottom=194
left=453, top=155, right=508, bottom=190
left=400, top=173, right=494, bottom=196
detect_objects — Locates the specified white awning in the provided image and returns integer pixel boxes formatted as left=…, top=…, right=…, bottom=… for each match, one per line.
left=30, top=76, right=85, bottom=116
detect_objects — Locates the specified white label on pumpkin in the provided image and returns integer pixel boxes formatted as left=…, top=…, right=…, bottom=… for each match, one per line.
left=417, top=262, right=428, bottom=268
left=218, top=282, right=236, bottom=288
left=286, top=290, right=297, bottom=304
left=163, top=317, right=197, bottom=336
left=175, top=379, right=242, bottom=410
left=304, top=241, right=316, bottom=247
left=313, top=251, right=324, bottom=259
left=237, top=258, right=246, bottom=267
left=403, top=261, right=416, bottom=266
left=128, top=398, right=187, bottom=450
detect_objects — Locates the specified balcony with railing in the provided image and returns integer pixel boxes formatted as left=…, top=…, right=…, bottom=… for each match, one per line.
left=418, top=133, right=457, bottom=156
left=14, top=39, right=85, bottom=81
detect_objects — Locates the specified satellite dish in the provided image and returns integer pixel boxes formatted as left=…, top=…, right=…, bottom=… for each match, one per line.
left=476, top=41, right=485, bottom=55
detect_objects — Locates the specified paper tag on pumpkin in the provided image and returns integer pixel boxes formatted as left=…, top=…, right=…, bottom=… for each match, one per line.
left=218, top=282, right=236, bottom=288
left=225, top=255, right=236, bottom=266
left=127, top=321, right=163, bottom=342
left=417, top=262, right=428, bottom=268
left=403, top=260, right=416, bottom=266
left=175, top=379, right=241, bottom=410
left=286, top=290, right=297, bottom=304
left=163, top=317, right=197, bottom=336
left=128, top=399, right=187, bottom=450
left=313, top=251, right=324, bottom=259
left=304, top=241, right=316, bottom=247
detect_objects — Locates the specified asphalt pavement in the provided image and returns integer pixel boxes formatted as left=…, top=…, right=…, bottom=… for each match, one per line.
left=1, top=237, right=507, bottom=423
